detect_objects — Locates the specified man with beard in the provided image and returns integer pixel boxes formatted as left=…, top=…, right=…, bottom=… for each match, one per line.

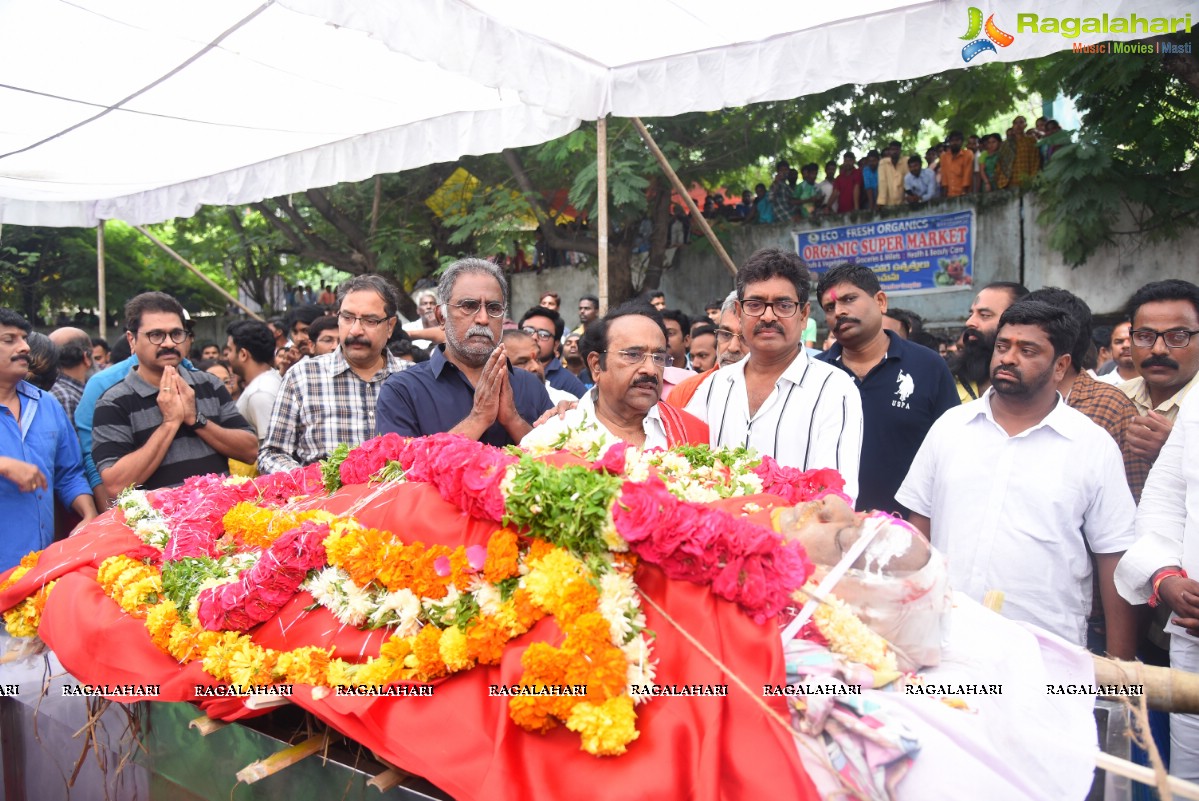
left=664, top=292, right=745, bottom=410
left=951, top=281, right=1029, bottom=402
left=571, top=295, right=599, bottom=336
left=0, top=309, right=96, bottom=571
left=521, top=303, right=708, bottom=451
left=93, top=293, right=257, bottom=494
left=1120, top=280, right=1199, bottom=464
left=897, top=300, right=1138, bottom=657
left=561, top=332, right=593, bottom=388
left=376, top=258, right=552, bottom=447
left=685, top=249, right=863, bottom=502
left=259, top=276, right=410, bottom=472
left=402, top=291, right=439, bottom=349
left=816, top=264, right=958, bottom=515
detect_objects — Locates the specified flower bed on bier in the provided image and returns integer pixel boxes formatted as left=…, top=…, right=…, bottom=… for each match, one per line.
left=0, top=431, right=893, bottom=801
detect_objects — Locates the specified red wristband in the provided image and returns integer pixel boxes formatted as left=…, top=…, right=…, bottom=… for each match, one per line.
left=1149, top=567, right=1188, bottom=607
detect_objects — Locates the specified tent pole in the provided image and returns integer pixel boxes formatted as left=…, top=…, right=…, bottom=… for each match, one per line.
left=132, top=225, right=263, bottom=321
left=596, top=117, right=609, bottom=314
left=97, top=222, right=107, bottom=340
left=630, top=117, right=738, bottom=278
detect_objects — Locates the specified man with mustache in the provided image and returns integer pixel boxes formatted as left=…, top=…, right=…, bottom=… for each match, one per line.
left=950, top=281, right=1029, bottom=402
left=1120, top=280, right=1199, bottom=476
left=518, top=306, right=586, bottom=398
left=0, top=309, right=96, bottom=571
left=816, top=264, right=958, bottom=515
left=685, top=249, right=864, bottom=502
left=1096, top=320, right=1138, bottom=386
left=92, top=292, right=257, bottom=494
left=376, top=258, right=552, bottom=447
left=259, top=276, right=410, bottom=473
left=897, top=300, right=1138, bottom=658
left=663, top=292, right=746, bottom=410
left=521, top=303, right=708, bottom=451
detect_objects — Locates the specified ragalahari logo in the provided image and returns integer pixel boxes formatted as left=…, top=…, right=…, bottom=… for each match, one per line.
left=961, top=7, right=1015, bottom=62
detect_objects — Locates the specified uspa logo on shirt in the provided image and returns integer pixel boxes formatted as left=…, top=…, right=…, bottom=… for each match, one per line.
left=893, top=370, right=915, bottom=409
left=960, top=7, right=1015, bottom=62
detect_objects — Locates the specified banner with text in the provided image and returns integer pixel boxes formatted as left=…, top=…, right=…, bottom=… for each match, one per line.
left=793, top=210, right=975, bottom=294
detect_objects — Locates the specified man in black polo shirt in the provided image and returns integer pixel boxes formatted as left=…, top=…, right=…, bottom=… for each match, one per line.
left=816, top=264, right=959, bottom=514
left=375, top=258, right=553, bottom=447
left=92, top=292, right=258, bottom=494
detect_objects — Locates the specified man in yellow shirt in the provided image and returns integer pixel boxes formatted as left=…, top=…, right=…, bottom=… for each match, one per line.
left=939, top=131, right=974, bottom=198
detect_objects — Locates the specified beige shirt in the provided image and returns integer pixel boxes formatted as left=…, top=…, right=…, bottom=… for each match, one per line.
left=1120, top=371, right=1199, bottom=422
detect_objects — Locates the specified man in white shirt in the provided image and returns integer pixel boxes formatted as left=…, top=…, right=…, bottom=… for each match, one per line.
left=1115, top=390, right=1199, bottom=780
left=684, top=248, right=863, bottom=501
left=402, top=291, right=439, bottom=349
left=225, top=320, right=282, bottom=443
left=897, top=299, right=1138, bottom=658
left=522, top=303, right=708, bottom=451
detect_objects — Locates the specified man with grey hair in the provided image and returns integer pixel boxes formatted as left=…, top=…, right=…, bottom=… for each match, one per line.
left=376, top=257, right=552, bottom=446
left=259, top=274, right=410, bottom=473
left=48, top=326, right=95, bottom=423
left=664, top=291, right=745, bottom=409
left=402, top=290, right=439, bottom=349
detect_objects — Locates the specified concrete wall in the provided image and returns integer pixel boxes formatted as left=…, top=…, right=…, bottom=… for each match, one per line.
left=511, top=191, right=1195, bottom=334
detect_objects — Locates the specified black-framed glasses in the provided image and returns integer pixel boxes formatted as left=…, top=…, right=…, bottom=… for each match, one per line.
left=714, top=329, right=746, bottom=345
left=522, top=326, right=555, bottom=340
left=338, top=312, right=393, bottom=329
left=1130, top=328, right=1199, bottom=349
left=450, top=299, right=505, bottom=318
left=740, top=298, right=800, bottom=318
left=139, top=328, right=188, bottom=345
left=603, top=348, right=673, bottom=368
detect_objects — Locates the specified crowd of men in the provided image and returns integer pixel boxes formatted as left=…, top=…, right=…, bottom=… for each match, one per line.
left=697, top=115, right=1067, bottom=227
left=2, top=249, right=1198, bottom=778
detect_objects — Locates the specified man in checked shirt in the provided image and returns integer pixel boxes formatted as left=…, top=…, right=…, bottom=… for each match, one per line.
left=258, top=275, right=409, bottom=473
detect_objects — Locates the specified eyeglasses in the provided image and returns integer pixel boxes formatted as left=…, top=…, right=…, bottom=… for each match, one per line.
left=603, top=348, right=673, bottom=368
left=522, top=326, right=556, bottom=340
left=1131, top=328, right=1199, bottom=349
left=139, top=328, right=188, bottom=345
left=739, top=299, right=800, bottom=318
left=337, top=312, right=393, bottom=329
left=450, top=299, right=505, bottom=318
left=714, top=329, right=746, bottom=345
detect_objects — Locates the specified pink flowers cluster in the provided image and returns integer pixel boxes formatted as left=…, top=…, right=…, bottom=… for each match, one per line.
left=339, top=433, right=407, bottom=486
left=395, top=434, right=517, bottom=522
left=613, top=478, right=814, bottom=624
left=752, top=458, right=849, bottom=505
left=254, top=463, right=325, bottom=505
left=195, top=521, right=329, bottom=631
left=152, top=475, right=259, bottom=560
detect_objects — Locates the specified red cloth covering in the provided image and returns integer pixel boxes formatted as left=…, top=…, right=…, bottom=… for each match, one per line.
left=1, top=484, right=817, bottom=801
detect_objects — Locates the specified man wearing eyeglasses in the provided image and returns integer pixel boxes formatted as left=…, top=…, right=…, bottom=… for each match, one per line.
left=259, top=275, right=410, bottom=474
left=92, top=292, right=257, bottom=494
left=684, top=249, right=864, bottom=502
left=518, top=307, right=586, bottom=399
left=663, top=291, right=746, bottom=410
left=521, top=303, right=708, bottom=451
left=1120, top=280, right=1199, bottom=481
left=376, top=258, right=552, bottom=447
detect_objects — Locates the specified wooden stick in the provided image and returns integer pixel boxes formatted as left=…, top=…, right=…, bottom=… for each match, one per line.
left=367, top=769, right=404, bottom=792
left=981, top=590, right=1004, bottom=613
left=629, top=117, right=738, bottom=278
left=596, top=116, right=610, bottom=315
left=97, top=221, right=107, bottom=341
left=1097, top=752, right=1199, bottom=800
left=1094, top=655, right=1199, bottom=714
left=132, top=224, right=263, bottom=320
left=187, top=715, right=228, bottom=736
left=236, top=734, right=327, bottom=784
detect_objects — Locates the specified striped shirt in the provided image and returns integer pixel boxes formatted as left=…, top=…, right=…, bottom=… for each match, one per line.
left=684, top=348, right=864, bottom=502
left=258, top=349, right=409, bottom=474
left=92, top=367, right=253, bottom=490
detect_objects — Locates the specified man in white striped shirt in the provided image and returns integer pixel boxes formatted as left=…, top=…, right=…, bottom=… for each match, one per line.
left=685, top=249, right=864, bottom=502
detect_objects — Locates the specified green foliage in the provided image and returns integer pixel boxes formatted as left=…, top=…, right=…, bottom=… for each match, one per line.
left=501, top=456, right=622, bottom=557
left=321, top=443, right=351, bottom=493
left=161, top=555, right=252, bottom=625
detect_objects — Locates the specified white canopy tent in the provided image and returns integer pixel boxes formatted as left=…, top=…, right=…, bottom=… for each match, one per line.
left=2, top=0, right=1190, bottom=228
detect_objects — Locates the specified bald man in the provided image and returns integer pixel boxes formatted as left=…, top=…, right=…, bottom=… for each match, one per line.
left=48, top=326, right=94, bottom=424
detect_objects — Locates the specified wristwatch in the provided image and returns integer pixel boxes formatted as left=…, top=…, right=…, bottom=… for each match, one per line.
left=190, top=412, right=209, bottom=430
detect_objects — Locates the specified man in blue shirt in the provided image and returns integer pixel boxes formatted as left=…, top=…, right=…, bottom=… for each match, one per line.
left=518, top=306, right=586, bottom=398
left=816, top=264, right=959, bottom=514
left=376, top=258, right=553, bottom=447
left=0, top=309, right=96, bottom=571
left=903, top=155, right=938, bottom=203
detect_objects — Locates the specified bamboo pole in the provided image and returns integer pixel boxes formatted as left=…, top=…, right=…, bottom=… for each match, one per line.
left=131, top=224, right=263, bottom=320
left=1093, top=655, right=1199, bottom=714
left=629, top=117, right=738, bottom=278
left=97, top=221, right=107, bottom=340
left=236, top=734, right=327, bottom=784
left=596, top=116, right=609, bottom=315
left=1096, top=752, right=1199, bottom=800
left=187, top=715, right=228, bottom=736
